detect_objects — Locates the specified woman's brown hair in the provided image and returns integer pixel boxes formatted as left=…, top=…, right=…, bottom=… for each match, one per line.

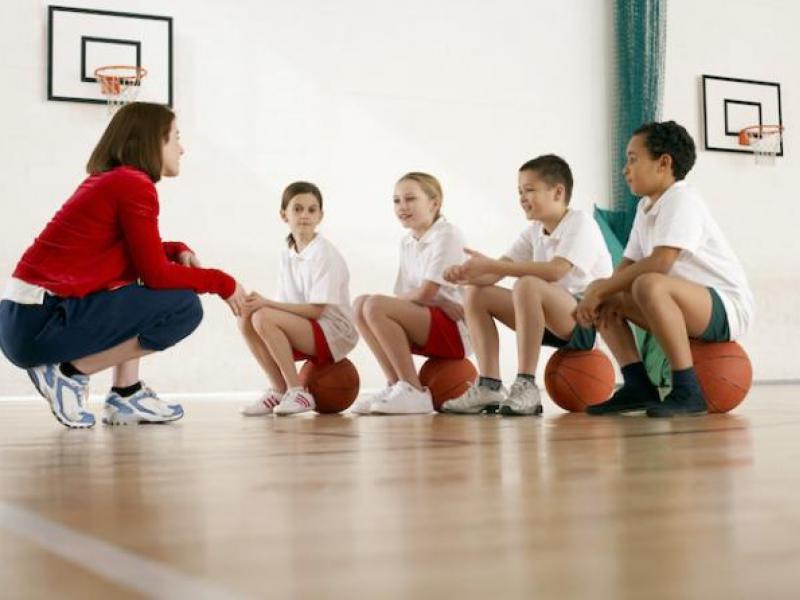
left=86, top=102, right=175, bottom=182
left=281, top=181, right=324, bottom=250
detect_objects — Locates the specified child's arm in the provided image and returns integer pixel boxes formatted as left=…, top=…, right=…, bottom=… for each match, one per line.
left=445, top=249, right=571, bottom=285
left=243, top=292, right=326, bottom=320
left=574, top=247, right=681, bottom=325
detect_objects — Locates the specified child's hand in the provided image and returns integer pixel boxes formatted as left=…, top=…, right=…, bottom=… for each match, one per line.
left=438, top=299, right=465, bottom=322
left=459, top=249, right=494, bottom=281
left=243, top=292, right=269, bottom=316
left=595, top=293, right=625, bottom=329
left=443, top=264, right=465, bottom=283
left=574, top=281, right=605, bottom=326
left=178, top=251, right=202, bottom=268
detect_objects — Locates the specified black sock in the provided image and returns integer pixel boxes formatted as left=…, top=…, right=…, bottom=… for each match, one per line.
left=672, top=367, right=702, bottom=394
left=516, top=373, right=536, bottom=384
left=111, top=382, right=143, bottom=398
left=59, top=361, right=85, bottom=378
left=478, top=376, right=502, bottom=391
left=621, top=362, right=653, bottom=389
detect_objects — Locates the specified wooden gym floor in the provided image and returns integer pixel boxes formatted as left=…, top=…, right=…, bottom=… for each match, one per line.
left=1, top=385, right=799, bottom=599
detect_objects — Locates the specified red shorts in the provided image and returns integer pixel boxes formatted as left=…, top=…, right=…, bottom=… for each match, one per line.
left=292, top=319, right=333, bottom=365
left=411, top=307, right=465, bottom=359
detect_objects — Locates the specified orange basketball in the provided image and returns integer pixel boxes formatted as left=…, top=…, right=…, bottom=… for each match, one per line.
left=544, top=349, right=616, bottom=412
left=419, top=358, right=478, bottom=411
left=690, top=341, right=752, bottom=413
left=299, top=359, right=360, bottom=414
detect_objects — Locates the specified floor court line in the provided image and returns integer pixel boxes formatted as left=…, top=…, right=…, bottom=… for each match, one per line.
left=0, top=501, right=242, bottom=600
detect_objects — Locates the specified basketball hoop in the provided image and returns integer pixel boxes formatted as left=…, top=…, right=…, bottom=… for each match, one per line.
left=738, top=124, right=784, bottom=165
left=94, top=65, right=148, bottom=114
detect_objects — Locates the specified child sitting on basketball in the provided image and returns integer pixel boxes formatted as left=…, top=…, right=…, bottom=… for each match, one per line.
left=441, top=155, right=613, bottom=416
left=575, top=121, right=755, bottom=417
left=350, top=172, right=470, bottom=415
left=239, top=182, right=358, bottom=417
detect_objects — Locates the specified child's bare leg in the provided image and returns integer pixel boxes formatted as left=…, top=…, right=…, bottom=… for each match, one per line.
left=630, top=273, right=712, bottom=370
left=512, top=276, right=579, bottom=374
left=239, top=314, right=288, bottom=392
left=250, top=308, right=316, bottom=389
left=362, top=295, right=430, bottom=389
left=597, top=292, right=647, bottom=367
left=463, top=285, right=515, bottom=379
left=354, top=295, right=399, bottom=384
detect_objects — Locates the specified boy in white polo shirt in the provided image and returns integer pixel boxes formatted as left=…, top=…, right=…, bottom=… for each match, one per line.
left=239, top=181, right=358, bottom=416
left=575, top=121, right=755, bottom=417
left=441, top=154, right=613, bottom=416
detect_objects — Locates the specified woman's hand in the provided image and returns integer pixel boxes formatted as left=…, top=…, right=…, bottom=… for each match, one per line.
left=178, top=251, right=201, bottom=268
left=225, top=282, right=247, bottom=317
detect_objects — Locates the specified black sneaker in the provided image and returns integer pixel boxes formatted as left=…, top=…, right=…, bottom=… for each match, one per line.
left=586, top=384, right=660, bottom=415
left=646, top=388, right=707, bottom=418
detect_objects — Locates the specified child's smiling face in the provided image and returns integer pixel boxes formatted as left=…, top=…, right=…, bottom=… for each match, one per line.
left=393, top=179, right=439, bottom=232
left=517, top=169, right=565, bottom=222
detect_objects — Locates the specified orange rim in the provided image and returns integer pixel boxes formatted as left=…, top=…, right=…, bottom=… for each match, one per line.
left=738, top=124, right=784, bottom=146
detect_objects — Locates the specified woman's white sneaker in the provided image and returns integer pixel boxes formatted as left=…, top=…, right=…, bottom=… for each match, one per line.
left=370, top=381, right=434, bottom=415
left=240, top=389, right=283, bottom=416
left=274, top=387, right=316, bottom=416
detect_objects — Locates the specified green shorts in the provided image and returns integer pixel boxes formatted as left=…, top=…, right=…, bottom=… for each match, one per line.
left=542, top=325, right=596, bottom=351
left=697, top=287, right=730, bottom=343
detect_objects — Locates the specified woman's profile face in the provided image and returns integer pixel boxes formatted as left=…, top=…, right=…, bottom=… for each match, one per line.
left=161, top=119, right=184, bottom=178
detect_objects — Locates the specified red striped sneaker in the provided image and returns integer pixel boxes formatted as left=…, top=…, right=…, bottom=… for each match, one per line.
left=273, top=387, right=316, bottom=416
left=240, top=389, right=283, bottom=416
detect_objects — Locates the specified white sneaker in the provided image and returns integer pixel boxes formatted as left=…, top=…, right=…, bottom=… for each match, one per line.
left=350, top=385, right=394, bottom=415
left=102, top=384, right=183, bottom=426
left=441, top=382, right=507, bottom=414
left=370, top=381, right=434, bottom=415
left=500, top=378, right=543, bottom=416
left=240, top=389, right=283, bottom=416
left=27, top=364, right=94, bottom=428
left=274, top=387, right=316, bottom=416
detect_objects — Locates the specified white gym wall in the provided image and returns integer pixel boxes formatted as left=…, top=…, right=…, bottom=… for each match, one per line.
left=0, top=0, right=795, bottom=396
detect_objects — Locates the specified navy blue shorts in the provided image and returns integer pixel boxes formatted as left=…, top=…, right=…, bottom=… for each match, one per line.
left=0, top=284, right=203, bottom=368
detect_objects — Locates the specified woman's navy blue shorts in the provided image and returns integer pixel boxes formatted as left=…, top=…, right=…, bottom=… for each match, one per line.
left=0, top=284, right=203, bottom=368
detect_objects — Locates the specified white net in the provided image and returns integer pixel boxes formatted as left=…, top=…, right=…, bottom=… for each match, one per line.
left=743, top=126, right=784, bottom=166
left=95, top=66, right=147, bottom=115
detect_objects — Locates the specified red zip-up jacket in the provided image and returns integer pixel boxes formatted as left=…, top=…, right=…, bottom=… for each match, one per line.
left=12, top=166, right=236, bottom=299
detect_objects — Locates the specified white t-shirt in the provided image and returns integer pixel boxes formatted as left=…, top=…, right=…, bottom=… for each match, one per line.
left=623, top=181, right=755, bottom=340
left=503, top=209, right=613, bottom=296
left=393, top=217, right=472, bottom=355
left=276, top=234, right=359, bottom=362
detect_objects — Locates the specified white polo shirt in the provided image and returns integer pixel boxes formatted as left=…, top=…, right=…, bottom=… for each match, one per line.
left=277, top=234, right=359, bottom=362
left=393, top=217, right=472, bottom=355
left=623, top=181, right=755, bottom=340
left=503, top=209, right=613, bottom=296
